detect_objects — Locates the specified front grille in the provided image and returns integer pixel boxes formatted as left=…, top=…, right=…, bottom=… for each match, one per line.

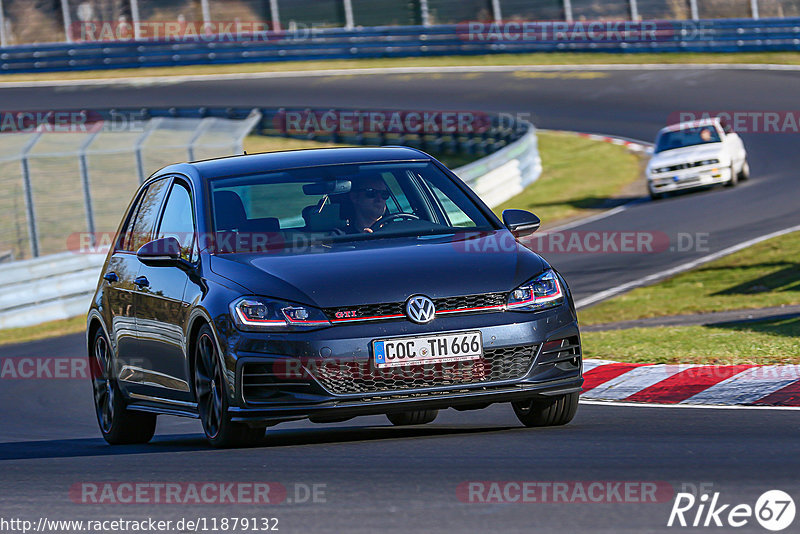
left=324, top=292, right=507, bottom=322
left=307, top=344, right=538, bottom=395
left=655, top=160, right=717, bottom=173
left=241, top=360, right=312, bottom=404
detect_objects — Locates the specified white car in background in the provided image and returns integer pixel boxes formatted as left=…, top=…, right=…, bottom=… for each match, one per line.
left=646, top=118, right=749, bottom=200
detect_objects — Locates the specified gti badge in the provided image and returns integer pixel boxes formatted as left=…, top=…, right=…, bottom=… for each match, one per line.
left=405, top=295, right=436, bottom=324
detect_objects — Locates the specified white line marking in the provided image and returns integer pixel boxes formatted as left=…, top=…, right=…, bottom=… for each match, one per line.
left=575, top=224, right=800, bottom=309
left=580, top=399, right=800, bottom=411
left=545, top=200, right=647, bottom=232
left=3, top=63, right=800, bottom=89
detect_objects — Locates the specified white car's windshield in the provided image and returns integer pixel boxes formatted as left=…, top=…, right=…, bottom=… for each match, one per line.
left=655, top=126, right=721, bottom=153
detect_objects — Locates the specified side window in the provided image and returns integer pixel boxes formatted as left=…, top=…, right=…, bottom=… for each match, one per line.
left=382, top=172, right=413, bottom=213
left=421, top=178, right=476, bottom=228
left=118, top=186, right=148, bottom=252
left=129, top=179, right=171, bottom=252
left=157, top=181, right=197, bottom=262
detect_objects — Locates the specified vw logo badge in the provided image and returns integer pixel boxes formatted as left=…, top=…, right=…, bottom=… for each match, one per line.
left=405, top=295, right=436, bottom=324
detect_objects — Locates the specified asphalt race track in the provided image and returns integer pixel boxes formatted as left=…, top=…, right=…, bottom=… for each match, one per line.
left=1, top=67, right=800, bottom=532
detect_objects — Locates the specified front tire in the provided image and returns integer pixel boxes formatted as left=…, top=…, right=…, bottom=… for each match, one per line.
left=194, top=325, right=264, bottom=448
left=738, top=160, right=750, bottom=181
left=512, top=393, right=579, bottom=427
left=90, top=329, right=156, bottom=445
left=387, top=410, right=438, bottom=426
left=724, top=165, right=738, bottom=187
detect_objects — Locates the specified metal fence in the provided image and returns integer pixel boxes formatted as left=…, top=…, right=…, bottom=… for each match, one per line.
left=0, top=110, right=261, bottom=261
left=0, top=106, right=539, bottom=329
left=2, top=0, right=800, bottom=46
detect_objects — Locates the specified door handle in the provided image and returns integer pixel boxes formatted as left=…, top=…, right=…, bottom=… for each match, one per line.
left=134, top=276, right=149, bottom=288
left=103, top=272, right=118, bottom=283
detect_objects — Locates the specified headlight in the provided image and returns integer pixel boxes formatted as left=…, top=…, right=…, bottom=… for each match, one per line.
left=230, top=296, right=331, bottom=332
left=698, top=158, right=720, bottom=166
left=507, top=269, right=565, bottom=311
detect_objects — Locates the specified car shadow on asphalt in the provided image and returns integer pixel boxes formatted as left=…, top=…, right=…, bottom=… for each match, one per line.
left=0, top=425, right=522, bottom=461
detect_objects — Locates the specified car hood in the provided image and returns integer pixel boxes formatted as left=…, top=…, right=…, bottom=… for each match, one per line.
left=650, top=143, right=725, bottom=167
left=208, top=230, right=547, bottom=308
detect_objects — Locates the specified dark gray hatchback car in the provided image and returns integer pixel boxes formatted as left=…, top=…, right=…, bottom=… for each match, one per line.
left=87, top=147, right=582, bottom=447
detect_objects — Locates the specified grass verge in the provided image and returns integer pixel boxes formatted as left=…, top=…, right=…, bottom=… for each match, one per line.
left=5, top=52, right=800, bottom=83
left=579, top=230, right=800, bottom=325
left=579, top=230, right=800, bottom=364
left=494, top=130, right=642, bottom=223
left=581, top=317, right=800, bottom=365
left=0, top=315, right=86, bottom=347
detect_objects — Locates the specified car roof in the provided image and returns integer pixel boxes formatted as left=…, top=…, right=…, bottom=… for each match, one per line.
left=158, top=146, right=432, bottom=180
left=659, top=117, right=721, bottom=134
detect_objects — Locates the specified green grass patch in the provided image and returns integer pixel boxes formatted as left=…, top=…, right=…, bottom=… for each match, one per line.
left=581, top=317, right=800, bottom=365
left=579, top=231, right=800, bottom=325
left=5, top=52, right=800, bottom=83
left=494, top=130, right=642, bottom=223
left=0, top=315, right=86, bottom=347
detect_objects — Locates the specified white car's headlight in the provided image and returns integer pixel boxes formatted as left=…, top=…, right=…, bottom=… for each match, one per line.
left=230, top=296, right=331, bottom=332
left=698, top=158, right=720, bottom=166
left=507, top=270, right=565, bottom=312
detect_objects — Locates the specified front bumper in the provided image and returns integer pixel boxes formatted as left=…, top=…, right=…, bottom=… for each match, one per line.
left=648, top=165, right=731, bottom=193
left=220, top=303, right=582, bottom=424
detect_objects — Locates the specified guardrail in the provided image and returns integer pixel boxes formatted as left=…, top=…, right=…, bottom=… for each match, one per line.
left=0, top=107, right=539, bottom=329
left=0, top=252, right=104, bottom=329
left=2, top=18, right=800, bottom=74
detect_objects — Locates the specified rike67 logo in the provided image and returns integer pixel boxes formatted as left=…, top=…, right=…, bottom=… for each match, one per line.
left=668, top=489, right=795, bottom=531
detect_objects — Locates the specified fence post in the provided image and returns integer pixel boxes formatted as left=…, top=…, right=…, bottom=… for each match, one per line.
left=750, top=0, right=760, bottom=19
left=563, top=0, right=573, bottom=23
left=629, top=0, right=639, bottom=21
left=20, top=133, right=43, bottom=258
left=491, top=0, right=502, bottom=22
left=78, top=130, right=101, bottom=248
left=60, top=0, right=73, bottom=43
left=419, top=0, right=430, bottom=26
left=269, top=0, right=281, bottom=31
left=187, top=118, right=214, bottom=161
left=689, top=0, right=699, bottom=20
left=0, top=0, right=7, bottom=47
left=130, top=0, right=141, bottom=39
left=343, top=0, right=354, bottom=29
left=134, top=118, right=161, bottom=184
left=200, top=0, right=211, bottom=28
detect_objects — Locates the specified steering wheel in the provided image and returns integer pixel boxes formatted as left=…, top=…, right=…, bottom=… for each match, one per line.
left=372, top=212, right=420, bottom=231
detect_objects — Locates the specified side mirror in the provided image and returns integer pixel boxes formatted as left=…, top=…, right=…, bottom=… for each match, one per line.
left=136, top=237, right=182, bottom=266
left=502, top=209, right=541, bottom=237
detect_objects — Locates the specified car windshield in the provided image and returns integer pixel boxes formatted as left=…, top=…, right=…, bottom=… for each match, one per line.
left=655, top=126, right=721, bottom=153
left=207, top=161, right=496, bottom=253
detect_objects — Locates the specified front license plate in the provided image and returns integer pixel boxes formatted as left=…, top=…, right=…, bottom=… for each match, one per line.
left=373, top=331, right=482, bottom=368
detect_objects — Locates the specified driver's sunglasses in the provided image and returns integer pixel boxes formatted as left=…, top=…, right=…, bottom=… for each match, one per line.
left=357, top=188, right=391, bottom=200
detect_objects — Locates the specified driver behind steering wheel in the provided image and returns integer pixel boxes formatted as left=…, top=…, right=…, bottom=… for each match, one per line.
left=340, top=176, right=392, bottom=234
